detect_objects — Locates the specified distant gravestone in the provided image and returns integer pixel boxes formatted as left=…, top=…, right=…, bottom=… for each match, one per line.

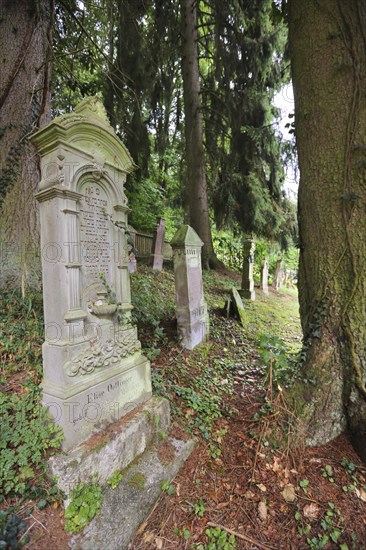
left=128, top=225, right=137, bottom=273
left=171, top=225, right=209, bottom=349
left=261, top=258, right=269, bottom=295
left=151, top=219, right=166, bottom=271
left=229, top=287, right=246, bottom=327
left=31, top=97, right=152, bottom=451
left=273, top=259, right=283, bottom=290
left=241, top=238, right=256, bottom=300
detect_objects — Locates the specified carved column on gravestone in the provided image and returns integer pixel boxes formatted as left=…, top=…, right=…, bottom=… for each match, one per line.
left=151, top=219, right=166, bottom=271
left=31, top=97, right=152, bottom=451
left=261, top=258, right=269, bottom=295
left=171, top=225, right=209, bottom=350
left=240, top=237, right=256, bottom=300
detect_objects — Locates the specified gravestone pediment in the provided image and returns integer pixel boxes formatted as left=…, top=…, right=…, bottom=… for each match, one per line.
left=170, top=224, right=204, bottom=247
left=31, top=97, right=137, bottom=196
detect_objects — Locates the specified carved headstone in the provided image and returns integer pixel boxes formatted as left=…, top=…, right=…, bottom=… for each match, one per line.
left=151, top=219, right=166, bottom=271
left=128, top=225, right=137, bottom=274
left=273, top=258, right=283, bottom=290
left=31, top=97, right=152, bottom=451
left=261, top=258, right=269, bottom=295
left=171, top=225, right=209, bottom=350
left=240, top=238, right=256, bottom=300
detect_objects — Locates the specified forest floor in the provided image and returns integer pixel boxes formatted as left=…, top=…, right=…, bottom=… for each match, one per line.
left=1, top=266, right=366, bottom=549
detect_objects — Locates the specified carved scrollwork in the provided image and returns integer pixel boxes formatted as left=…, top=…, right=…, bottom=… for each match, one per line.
left=66, top=328, right=141, bottom=377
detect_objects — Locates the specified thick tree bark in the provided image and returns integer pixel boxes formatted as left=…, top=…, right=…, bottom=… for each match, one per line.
left=289, top=0, right=366, bottom=460
left=180, top=0, right=218, bottom=269
left=0, top=0, right=53, bottom=290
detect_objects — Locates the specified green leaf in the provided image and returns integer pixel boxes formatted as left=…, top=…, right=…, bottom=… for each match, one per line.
left=183, top=529, right=191, bottom=540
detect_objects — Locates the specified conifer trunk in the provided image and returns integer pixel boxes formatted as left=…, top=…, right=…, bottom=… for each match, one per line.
left=0, top=0, right=53, bottom=289
left=180, top=0, right=218, bottom=269
left=289, top=0, right=366, bottom=461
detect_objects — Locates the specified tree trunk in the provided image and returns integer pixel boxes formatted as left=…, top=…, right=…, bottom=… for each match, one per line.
left=288, top=0, right=366, bottom=461
left=180, top=0, right=218, bottom=269
left=0, top=0, right=53, bottom=290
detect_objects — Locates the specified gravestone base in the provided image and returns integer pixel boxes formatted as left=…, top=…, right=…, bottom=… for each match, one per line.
left=176, top=302, right=209, bottom=350
left=239, top=288, right=256, bottom=301
left=43, top=354, right=152, bottom=452
left=48, top=397, right=195, bottom=550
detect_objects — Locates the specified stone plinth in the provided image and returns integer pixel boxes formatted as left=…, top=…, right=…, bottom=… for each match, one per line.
left=48, top=396, right=195, bottom=550
left=171, top=225, right=209, bottom=350
left=151, top=219, right=166, bottom=270
left=240, top=238, right=256, bottom=300
left=261, top=258, right=269, bottom=295
left=31, top=97, right=151, bottom=451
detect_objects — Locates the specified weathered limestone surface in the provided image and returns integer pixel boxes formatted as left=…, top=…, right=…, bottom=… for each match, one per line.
left=48, top=396, right=170, bottom=499
left=71, top=436, right=195, bottom=550
left=171, top=225, right=209, bottom=349
left=31, top=97, right=152, bottom=451
left=240, top=238, right=256, bottom=301
left=151, top=219, right=166, bottom=270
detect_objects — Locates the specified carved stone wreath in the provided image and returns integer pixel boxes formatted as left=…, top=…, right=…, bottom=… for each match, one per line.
left=66, top=328, right=141, bottom=377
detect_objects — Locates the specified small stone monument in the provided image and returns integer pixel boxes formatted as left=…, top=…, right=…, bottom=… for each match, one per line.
left=128, top=225, right=137, bottom=273
left=151, top=219, right=166, bottom=270
left=240, top=237, right=256, bottom=300
left=171, top=225, right=209, bottom=349
left=261, top=258, right=269, bottom=295
left=273, top=258, right=283, bottom=290
left=31, top=97, right=152, bottom=451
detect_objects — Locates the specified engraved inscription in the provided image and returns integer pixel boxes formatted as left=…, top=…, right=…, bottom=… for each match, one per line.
left=79, top=183, right=111, bottom=283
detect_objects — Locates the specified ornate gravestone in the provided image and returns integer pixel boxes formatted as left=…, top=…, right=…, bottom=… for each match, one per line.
left=261, top=258, right=269, bottom=295
left=240, top=238, right=256, bottom=300
left=151, top=219, right=166, bottom=271
left=171, top=225, right=209, bottom=349
left=31, top=97, right=152, bottom=451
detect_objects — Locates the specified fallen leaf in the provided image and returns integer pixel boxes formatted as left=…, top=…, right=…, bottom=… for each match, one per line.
left=282, top=484, right=296, bottom=503
left=355, top=488, right=366, bottom=502
left=136, top=522, right=147, bottom=535
left=155, top=537, right=163, bottom=549
left=216, top=501, right=230, bottom=509
left=258, top=501, right=267, bottom=522
left=256, top=483, right=267, bottom=492
left=244, top=490, right=255, bottom=499
left=272, top=458, right=282, bottom=473
left=303, top=503, right=320, bottom=519
left=142, top=532, right=155, bottom=544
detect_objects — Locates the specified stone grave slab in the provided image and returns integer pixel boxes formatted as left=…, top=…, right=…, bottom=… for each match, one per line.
left=171, top=225, right=209, bottom=349
left=151, top=219, right=166, bottom=270
left=240, top=237, right=256, bottom=300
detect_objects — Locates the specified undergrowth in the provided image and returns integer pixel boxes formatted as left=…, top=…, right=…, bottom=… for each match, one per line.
left=0, top=291, right=63, bottom=504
